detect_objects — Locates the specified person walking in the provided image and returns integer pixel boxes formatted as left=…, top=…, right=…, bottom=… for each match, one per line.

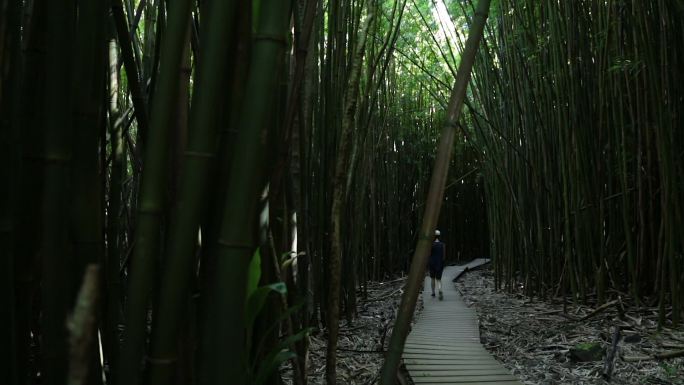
left=428, top=230, right=446, bottom=300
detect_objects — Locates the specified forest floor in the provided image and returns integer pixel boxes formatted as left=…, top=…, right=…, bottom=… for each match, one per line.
left=283, top=265, right=684, bottom=384
left=457, top=266, right=684, bottom=385
left=281, top=275, right=420, bottom=385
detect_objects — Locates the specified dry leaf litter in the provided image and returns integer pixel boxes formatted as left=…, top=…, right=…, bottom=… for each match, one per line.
left=457, top=265, right=684, bottom=385
left=283, top=265, right=683, bottom=385
left=281, top=276, right=420, bottom=385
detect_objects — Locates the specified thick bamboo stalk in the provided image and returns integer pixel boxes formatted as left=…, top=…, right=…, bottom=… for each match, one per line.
left=15, top=1, right=48, bottom=380
left=71, top=1, right=108, bottom=383
left=197, top=1, right=290, bottom=383
left=41, top=0, right=76, bottom=383
left=145, top=2, right=237, bottom=384
left=0, top=0, right=21, bottom=382
left=117, top=0, right=195, bottom=383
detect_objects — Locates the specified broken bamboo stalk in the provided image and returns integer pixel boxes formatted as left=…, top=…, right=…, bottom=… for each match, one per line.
left=67, top=265, right=101, bottom=385
left=654, top=350, right=684, bottom=360
left=580, top=300, right=619, bottom=321
left=602, top=327, right=621, bottom=380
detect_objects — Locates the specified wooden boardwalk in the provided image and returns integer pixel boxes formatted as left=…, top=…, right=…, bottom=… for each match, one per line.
left=403, top=259, right=522, bottom=385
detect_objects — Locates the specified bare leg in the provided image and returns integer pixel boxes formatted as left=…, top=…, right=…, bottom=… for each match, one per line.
left=437, top=279, right=443, bottom=300
left=431, top=277, right=435, bottom=295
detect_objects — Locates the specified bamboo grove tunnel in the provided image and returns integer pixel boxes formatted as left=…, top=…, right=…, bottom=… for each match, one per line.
left=1, top=0, right=683, bottom=384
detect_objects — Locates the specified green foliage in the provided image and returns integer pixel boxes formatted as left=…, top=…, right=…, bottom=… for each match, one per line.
left=246, top=248, right=263, bottom=297
left=252, top=328, right=311, bottom=385
left=658, top=362, right=677, bottom=378
left=244, top=249, right=310, bottom=385
left=246, top=282, right=287, bottom=328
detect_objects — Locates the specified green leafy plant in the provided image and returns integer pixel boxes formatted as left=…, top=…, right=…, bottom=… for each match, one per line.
left=244, top=249, right=311, bottom=385
left=659, top=362, right=677, bottom=377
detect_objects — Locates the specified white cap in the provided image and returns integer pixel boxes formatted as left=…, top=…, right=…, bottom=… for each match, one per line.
left=435, top=230, right=441, bottom=236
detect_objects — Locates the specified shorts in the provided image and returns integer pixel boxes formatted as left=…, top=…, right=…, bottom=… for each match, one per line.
left=429, top=267, right=443, bottom=280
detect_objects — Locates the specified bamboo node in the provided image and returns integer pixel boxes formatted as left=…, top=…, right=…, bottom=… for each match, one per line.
left=146, top=356, right=178, bottom=365
left=137, top=206, right=164, bottom=215
left=23, top=152, right=72, bottom=164
left=253, top=33, right=287, bottom=45
left=216, top=239, right=253, bottom=250
left=184, top=150, right=215, bottom=159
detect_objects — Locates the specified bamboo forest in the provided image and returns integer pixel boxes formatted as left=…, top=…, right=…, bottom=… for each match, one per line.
left=2, top=0, right=684, bottom=384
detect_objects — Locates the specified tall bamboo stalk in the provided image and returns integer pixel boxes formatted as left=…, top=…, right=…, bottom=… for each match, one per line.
left=469, top=0, right=683, bottom=323
left=198, top=1, right=291, bottom=383
left=71, top=1, right=108, bottom=383
left=0, top=0, right=21, bottom=382
left=15, top=1, right=48, bottom=380
left=325, top=4, right=374, bottom=383
left=40, top=0, right=76, bottom=383
left=105, top=31, right=124, bottom=383
left=146, top=2, right=237, bottom=384
left=117, top=0, right=195, bottom=383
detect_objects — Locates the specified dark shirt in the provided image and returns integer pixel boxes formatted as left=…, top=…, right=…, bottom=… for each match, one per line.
left=429, top=240, right=445, bottom=270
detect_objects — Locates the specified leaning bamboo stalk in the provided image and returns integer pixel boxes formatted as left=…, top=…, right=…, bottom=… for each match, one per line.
left=379, top=0, right=491, bottom=382
left=112, top=0, right=149, bottom=141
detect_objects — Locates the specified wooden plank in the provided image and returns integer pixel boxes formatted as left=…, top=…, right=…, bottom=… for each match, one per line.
left=410, top=328, right=479, bottom=331
left=407, top=336, right=480, bottom=340
left=409, top=331, right=479, bottom=334
left=402, top=263, right=522, bottom=385
left=406, top=364, right=507, bottom=371
left=404, top=346, right=490, bottom=352
left=403, top=350, right=492, bottom=356
left=410, top=369, right=512, bottom=376
left=404, top=344, right=487, bottom=352
left=411, top=323, right=478, bottom=327
left=404, top=358, right=501, bottom=365
left=407, top=337, right=482, bottom=342
left=404, top=345, right=487, bottom=351
left=411, top=373, right=513, bottom=384
left=404, top=344, right=489, bottom=356
left=407, top=368, right=508, bottom=375
left=408, top=379, right=521, bottom=385
left=403, top=355, right=493, bottom=361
